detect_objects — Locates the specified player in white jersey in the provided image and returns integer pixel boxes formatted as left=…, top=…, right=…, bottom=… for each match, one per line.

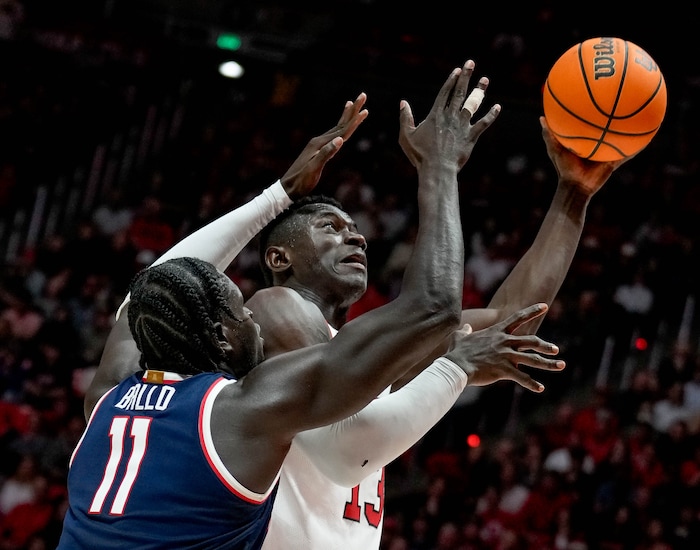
left=246, top=90, right=630, bottom=550
left=91, top=59, right=628, bottom=549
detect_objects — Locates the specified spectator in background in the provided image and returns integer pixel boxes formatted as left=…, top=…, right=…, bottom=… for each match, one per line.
left=612, top=265, right=655, bottom=346
left=667, top=502, right=700, bottom=550
left=683, top=362, right=700, bottom=414
left=656, top=418, right=695, bottom=482
left=64, top=273, right=110, bottom=339
left=571, top=388, right=623, bottom=467
left=345, top=278, right=389, bottom=321
left=91, top=188, right=134, bottom=239
left=63, top=219, right=111, bottom=282
left=511, top=470, right=574, bottom=550
left=78, top=305, right=112, bottom=366
left=461, top=270, right=486, bottom=310
left=657, top=338, right=696, bottom=390
left=99, top=229, right=139, bottom=299
left=565, top=288, right=607, bottom=385
left=38, top=412, right=84, bottom=485
left=377, top=191, right=411, bottom=244
left=464, top=233, right=515, bottom=300
left=635, top=516, right=674, bottom=550
left=176, top=191, right=219, bottom=238
left=493, top=460, right=531, bottom=528
left=651, top=381, right=696, bottom=434
left=613, top=266, right=654, bottom=318
left=616, top=367, right=660, bottom=426
left=5, top=401, right=50, bottom=461
left=25, top=235, right=71, bottom=301
left=380, top=222, right=417, bottom=300
left=126, top=195, right=175, bottom=256
left=0, top=286, right=44, bottom=343
left=0, top=473, right=56, bottom=549
left=0, top=453, right=40, bottom=516
left=333, top=167, right=376, bottom=222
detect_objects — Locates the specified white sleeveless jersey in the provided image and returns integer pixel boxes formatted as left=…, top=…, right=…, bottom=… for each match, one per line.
left=262, top=324, right=386, bottom=550
left=261, top=414, right=386, bottom=550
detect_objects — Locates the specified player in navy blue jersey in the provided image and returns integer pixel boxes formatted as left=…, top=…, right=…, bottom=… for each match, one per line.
left=58, top=61, right=566, bottom=550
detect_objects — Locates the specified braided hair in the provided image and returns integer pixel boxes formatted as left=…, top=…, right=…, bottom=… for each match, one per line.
left=127, top=257, right=239, bottom=376
left=257, top=195, right=343, bottom=286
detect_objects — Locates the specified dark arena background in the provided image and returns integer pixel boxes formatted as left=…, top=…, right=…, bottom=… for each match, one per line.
left=1, top=2, right=700, bottom=548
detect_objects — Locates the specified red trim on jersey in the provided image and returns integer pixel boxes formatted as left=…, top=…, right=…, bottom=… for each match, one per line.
left=70, top=386, right=117, bottom=468
left=198, top=378, right=268, bottom=505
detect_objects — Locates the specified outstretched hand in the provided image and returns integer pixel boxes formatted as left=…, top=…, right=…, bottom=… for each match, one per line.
left=280, top=93, right=369, bottom=200
left=398, top=60, right=500, bottom=172
left=445, top=303, right=565, bottom=393
left=540, top=116, right=631, bottom=196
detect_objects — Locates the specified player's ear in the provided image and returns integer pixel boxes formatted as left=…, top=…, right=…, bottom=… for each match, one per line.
left=214, top=322, right=232, bottom=352
left=265, top=246, right=292, bottom=273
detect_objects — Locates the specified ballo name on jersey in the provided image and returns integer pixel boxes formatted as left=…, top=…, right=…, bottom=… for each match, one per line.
left=114, top=383, right=175, bottom=411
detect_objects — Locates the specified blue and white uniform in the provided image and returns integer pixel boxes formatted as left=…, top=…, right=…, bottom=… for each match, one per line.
left=58, top=370, right=278, bottom=550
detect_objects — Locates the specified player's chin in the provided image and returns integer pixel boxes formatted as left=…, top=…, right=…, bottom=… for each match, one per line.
left=336, top=272, right=367, bottom=297
left=342, top=275, right=367, bottom=306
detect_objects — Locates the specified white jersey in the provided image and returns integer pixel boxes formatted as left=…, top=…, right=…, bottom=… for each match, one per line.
left=260, top=326, right=469, bottom=550
left=261, top=398, right=387, bottom=550
left=263, top=322, right=386, bottom=550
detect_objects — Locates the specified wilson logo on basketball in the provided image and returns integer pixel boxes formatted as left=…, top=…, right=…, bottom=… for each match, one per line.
left=592, top=38, right=616, bottom=79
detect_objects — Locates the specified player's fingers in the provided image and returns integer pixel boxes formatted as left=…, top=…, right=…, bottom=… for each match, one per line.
left=514, top=352, right=566, bottom=371
left=462, top=77, right=489, bottom=116
left=398, top=100, right=416, bottom=132
left=337, top=93, right=367, bottom=126
left=311, top=136, right=344, bottom=166
left=341, top=109, right=369, bottom=141
left=448, top=60, right=475, bottom=113
left=352, top=92, right=368, bottom=113
left=540, top=116, right=563, bottom=154
left=468, top=104, right=501, bottom=136
left=317, top=94, right=367, bottom=146
left=502, top=303, right=548, bottom=333
left=430, top=65, right=465, bottom=114
left=450, top=324, right=473, bottom=347
left=509, top=369, right=546, bottom=393
left=511, top=334, right=560, bottom=356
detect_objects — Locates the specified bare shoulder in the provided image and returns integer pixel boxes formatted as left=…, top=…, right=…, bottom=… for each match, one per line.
left=246, top=287, right=330, bottom=358
left=246, top=286, right=326, bottom=325
left=209, top=378, right=291, bottom=492
left=84, top=307, right=141, bottom=419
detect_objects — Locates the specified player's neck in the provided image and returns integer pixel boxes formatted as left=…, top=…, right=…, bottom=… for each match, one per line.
left=285, top=283, right=347, bottom=330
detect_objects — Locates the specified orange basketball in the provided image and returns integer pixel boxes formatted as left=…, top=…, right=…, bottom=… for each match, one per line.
left=543, top=37, right=667, bottom=162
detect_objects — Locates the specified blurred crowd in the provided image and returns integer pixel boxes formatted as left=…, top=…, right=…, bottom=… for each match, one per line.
left=2, top=2, right=700, bottom=549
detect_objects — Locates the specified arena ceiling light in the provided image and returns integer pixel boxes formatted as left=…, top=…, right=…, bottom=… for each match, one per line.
left=218, top=60, right=244, bottom=79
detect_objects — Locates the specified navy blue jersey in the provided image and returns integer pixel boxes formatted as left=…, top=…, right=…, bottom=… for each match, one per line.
left=57, top=370, right=278, bottom=550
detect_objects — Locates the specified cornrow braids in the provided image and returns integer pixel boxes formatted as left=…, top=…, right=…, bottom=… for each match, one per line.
left=257, top=195, right=343, bottom=286
left=127, top=257, right=237, bottom=376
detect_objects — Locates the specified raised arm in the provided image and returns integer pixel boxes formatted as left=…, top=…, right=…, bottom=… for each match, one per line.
left=288, top=109, right=625, bottom=485
left=294, top=304, right=564, bottom=487
left=463, top=116, right=631, bottom=334
left=236, top=61, right=500, bottom=435
left=84, top=95, right=369, bottom=420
